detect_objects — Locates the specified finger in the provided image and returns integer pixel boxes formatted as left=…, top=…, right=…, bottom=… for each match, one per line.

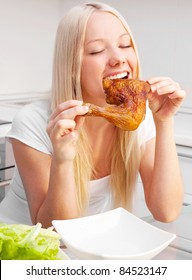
left=47, top=118, right=75, bottom=136
left=58, top=105, right=89, bottom=119
left=75, top=115, right=86, bottom=130
left=155, top=83, right=180, bottom=95
left=147, top=77, right=173, bottom=85
left=48, top=105, right=89, bottom=132
left=168, top=89, right=186, bottom=99
left=49, top=100, right=83, bottom=120
left=51, top=119, right=76, bottom=139
left=147, top=78, right=171, bottom=93
left=51, top=105, right=89, bottom=127
left=148, top=77, right=181, bottom=95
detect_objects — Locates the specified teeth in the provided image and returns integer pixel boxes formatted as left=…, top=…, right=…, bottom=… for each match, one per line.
left=106, top=72, right=128, bottom=80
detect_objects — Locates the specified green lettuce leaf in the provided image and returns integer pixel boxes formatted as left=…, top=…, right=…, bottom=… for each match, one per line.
left=0, top=222, right=62, bottom=260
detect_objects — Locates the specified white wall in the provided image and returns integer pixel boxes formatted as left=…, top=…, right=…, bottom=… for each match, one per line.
left=0, top=0, right=60, bottom=94
left=0, top=0, right=192, bottom=106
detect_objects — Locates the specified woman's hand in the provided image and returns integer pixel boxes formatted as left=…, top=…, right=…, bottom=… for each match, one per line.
left=147, top=77, right=186, bottom=122
left=46, top=100, right=89, bottom=162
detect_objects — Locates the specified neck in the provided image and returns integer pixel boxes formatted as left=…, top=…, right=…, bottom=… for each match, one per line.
left=84, top=117, right=117, bottom=179
left=84, top=116, right=115, bottom=135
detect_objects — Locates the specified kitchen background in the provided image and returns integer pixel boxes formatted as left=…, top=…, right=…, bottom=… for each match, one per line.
left=0, top=0, right=192, bottom=215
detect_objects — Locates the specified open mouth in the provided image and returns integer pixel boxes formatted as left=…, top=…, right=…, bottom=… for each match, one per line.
left=105, top=71, right=129, bottom=80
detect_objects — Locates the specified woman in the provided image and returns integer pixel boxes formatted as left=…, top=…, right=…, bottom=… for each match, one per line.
left=0, top=2, right=185, bottom=228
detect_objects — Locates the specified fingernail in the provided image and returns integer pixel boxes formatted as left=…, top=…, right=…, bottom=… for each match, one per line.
left=77, top=100, right=83, bottom=104
left=151, top=85, right=156, bottom=92
left=82, top=105, right=89, bottom=112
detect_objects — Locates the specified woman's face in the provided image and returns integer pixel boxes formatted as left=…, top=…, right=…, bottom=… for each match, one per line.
left=81, top=11, right=138, bottom=105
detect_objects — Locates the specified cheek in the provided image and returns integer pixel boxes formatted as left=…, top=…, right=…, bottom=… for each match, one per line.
left=81, top=59, right=90, bottom=93
left=127, top=49, right=138, bottom=77
left=82, top=57, right=101, bottom=75
left=81, top=57, right=103, bottom=93
left=81, top=63, right=97, bottom=99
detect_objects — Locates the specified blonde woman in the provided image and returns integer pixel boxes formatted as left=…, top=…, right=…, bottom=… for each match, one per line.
left=0, top=2, right=185, bottom=228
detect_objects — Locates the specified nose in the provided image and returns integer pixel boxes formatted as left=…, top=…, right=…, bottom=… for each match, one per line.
left=108, top=49, right=126, bottom=67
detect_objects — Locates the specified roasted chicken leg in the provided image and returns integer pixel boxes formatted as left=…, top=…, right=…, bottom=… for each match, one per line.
left=85, top=79, right=150, bottom=130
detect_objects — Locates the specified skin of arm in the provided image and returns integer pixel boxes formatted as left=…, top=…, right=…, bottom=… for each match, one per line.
left=11, top=140, right=80, bottom=228
left=139, top=119, right=183, bottom=222
left=139, top=77, right=185, bottom=222
left=11, top=101, right=89, bottom=228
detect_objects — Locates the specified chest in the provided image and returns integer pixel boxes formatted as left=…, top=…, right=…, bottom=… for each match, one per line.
left=90, top=135, right=114, bottom=179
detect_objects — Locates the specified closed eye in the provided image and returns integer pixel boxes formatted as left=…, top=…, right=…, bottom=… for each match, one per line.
left=90, top=49, right=104, bottom=55
left=119, top=45, right=131, bottom=49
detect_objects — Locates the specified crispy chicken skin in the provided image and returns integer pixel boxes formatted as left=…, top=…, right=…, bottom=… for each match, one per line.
left=85, top=79, right=150, bottom=130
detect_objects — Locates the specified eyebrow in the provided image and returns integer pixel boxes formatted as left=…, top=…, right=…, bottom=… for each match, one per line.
left=86, top=33, right=130, bottom=46
left=120, top=33, right=130, bottom=38
left=86, top=38, right=104, bottom=46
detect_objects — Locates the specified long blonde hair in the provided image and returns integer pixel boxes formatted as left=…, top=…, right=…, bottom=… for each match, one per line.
left=51, top=2, right=142, bottom=214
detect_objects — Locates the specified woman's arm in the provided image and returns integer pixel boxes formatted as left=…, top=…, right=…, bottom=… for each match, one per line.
left=12, top=139, right=79, bottom=228
left=12, top=100, right=89, bottom=228
left=139, top=77, right=186, bottom=222
left=140, top=121, right=183, bottom=222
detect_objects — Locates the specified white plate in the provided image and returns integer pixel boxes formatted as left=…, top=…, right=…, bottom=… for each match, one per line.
left=52, top=208, right=176, bottom=260
left=57, top=249, right=70, bottom=260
